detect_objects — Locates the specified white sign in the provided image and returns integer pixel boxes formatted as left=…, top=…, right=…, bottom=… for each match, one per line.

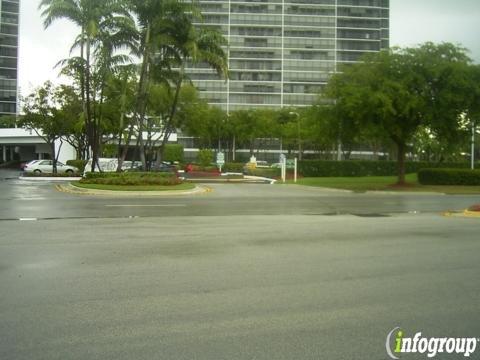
left=216, top=152, right=225, bottom=165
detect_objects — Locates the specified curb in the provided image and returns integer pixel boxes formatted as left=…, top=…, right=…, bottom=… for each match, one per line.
left=243, top=175, right=276, bottom=184
left=365, top=190, right=447, bottom=196
left=55, top=183, right=212, bottom=197
left=443, top=210, right=480, bottom=218
left=19, top=176, right=82, bottom=182
left=187, top=177, right=275, bottom=184
left=279, top=183, right=353, bottom=193
left=464, top=210, right=480, bottom=218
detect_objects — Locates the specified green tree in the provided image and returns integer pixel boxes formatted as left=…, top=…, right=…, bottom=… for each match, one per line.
left=18, top=82, right=68, bottom=174
left=128, top=0, right=228, bottom=168
left=55, top=85, right=87, bottom=160
left=39, top=0, right=136, bottom=171
left=326, top=43, right=473, bottom=184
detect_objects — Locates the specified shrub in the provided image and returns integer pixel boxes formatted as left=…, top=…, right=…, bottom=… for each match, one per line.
left=197, top=149, right=214, bottom=168
left=163, top=144, right=184, bottom=163
left=223, top=162, right=244, bottom=172
left=418, top=169, right=480, bottom=186
left=66, top=160, right=88, bottom=172
left=80, top=172, right=181, bottom=186
left=244, top=168, right=281, bottom=178
left=298, top=160, right=469, bottom=177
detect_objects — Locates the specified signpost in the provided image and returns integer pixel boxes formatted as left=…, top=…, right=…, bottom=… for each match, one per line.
left=216, top=152, right=225, bottom=173
left=280, top=153, right=286, bottom=183
left=294, top=158, right=298, bottom=183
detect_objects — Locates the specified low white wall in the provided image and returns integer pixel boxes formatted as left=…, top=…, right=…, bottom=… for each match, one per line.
left=56, top=141, right=76, bottom=163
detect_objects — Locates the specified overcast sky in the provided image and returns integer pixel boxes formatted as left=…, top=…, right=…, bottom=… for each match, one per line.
left=18, top=0, right=480, bottom=96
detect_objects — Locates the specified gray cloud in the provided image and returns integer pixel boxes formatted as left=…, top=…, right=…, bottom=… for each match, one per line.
left=18, top=0, right=480, bottom=97
left=391, top=0, right=480, bottom=60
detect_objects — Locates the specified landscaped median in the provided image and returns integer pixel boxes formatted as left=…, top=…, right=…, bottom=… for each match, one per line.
left=71, top=172, right=196, bottom=193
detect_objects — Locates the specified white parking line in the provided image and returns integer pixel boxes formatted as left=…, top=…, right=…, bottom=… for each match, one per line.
left=105, top=204, right=187, bottom=208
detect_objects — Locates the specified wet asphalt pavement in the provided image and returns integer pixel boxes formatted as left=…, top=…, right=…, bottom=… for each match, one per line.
left=1, top=169, right=480, bottom=360
left=0, top=169, right=479, bottom=220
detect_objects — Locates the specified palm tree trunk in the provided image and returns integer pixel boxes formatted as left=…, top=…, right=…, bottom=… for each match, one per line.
left=157, top=68, right=185, bottom=164
left=135, top=25, right=152, bottom=170
left=85, top=37, right=97, bottom=172
left=116, top=72, right=129, bottom=171
left=50, top=141, right=57, bottom=175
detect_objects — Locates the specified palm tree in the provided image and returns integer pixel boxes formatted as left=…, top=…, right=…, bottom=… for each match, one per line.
left=128, top=0, right=228, bottom=167
left=153, top=26, right=228, bottom=163
left=39, top=0, right=136, bottom=170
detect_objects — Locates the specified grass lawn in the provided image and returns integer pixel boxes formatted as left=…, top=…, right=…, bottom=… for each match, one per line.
left=72, top=181, right=196, bottom=192
left=289, top=174, right=480, bottom=194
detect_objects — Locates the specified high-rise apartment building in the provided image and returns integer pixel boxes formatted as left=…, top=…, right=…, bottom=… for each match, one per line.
left=187, top=0, right=389, bottom=112
left=0, top=0, right=19, bottom=118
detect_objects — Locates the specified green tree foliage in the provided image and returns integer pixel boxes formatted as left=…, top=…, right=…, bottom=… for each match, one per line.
left=18, top=82, right=69, bottom=173
left=163, top=144, right=184, bottom=163
left=39, top=0, right=137, bottom=171
left=127, top=0, right=228, bottom=168
left=197, top=149, right=213, bottom=168
left=326, top=42, right=474, bottom=184
left=54, top=85, right=87, bottom=160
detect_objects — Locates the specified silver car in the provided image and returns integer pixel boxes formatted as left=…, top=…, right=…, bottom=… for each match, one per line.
left=24, top=160, right=79, bottom=174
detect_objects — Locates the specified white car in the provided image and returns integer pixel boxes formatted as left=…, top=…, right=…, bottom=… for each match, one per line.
left=82, top=158, right=140, bottom=176
left=24, top=160, right=79, bottom=174
left=20, top=159, right=41, bottom=170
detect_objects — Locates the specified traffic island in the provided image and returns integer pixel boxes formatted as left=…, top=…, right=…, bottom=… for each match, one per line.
left=56, top=182, right=210, bottom=196
left=443, top=206, right=480, bottom=218
left=464, top=204, right=480, bottom=217
left=56, top=172, right=210, bottom=196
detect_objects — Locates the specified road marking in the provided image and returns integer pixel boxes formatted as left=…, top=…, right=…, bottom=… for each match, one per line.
left=19, top=218, right=38, bottom=221
left=105, top=204, right=187, bottom=208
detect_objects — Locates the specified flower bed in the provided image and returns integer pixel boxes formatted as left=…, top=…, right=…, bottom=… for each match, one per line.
left=80, top=172, right=181, bottom=186
left=468, top=204, right=480, bottom=212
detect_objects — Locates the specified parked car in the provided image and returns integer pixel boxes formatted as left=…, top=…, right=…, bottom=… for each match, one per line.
left=24, top=160, right=79, bottom=174
left=20, top=159, right=41, bottom=170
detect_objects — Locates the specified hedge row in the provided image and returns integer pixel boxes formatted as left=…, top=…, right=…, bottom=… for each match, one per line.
left=163, top=144, right=184, bottom=163
left=418, top=169, right=480, bottom=186
left=298, top=160, right=469, bottom=177
left=66, top=160, right=88, bottom=172
left=222, top=162, right=244, bottom=172
left=81, top=172, right=180, bottom=186
left=244, top=168, right=281, bottom=178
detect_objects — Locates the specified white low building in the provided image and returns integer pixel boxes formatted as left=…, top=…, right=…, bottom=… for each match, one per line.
left=0, top=128, right=76, bottom=164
